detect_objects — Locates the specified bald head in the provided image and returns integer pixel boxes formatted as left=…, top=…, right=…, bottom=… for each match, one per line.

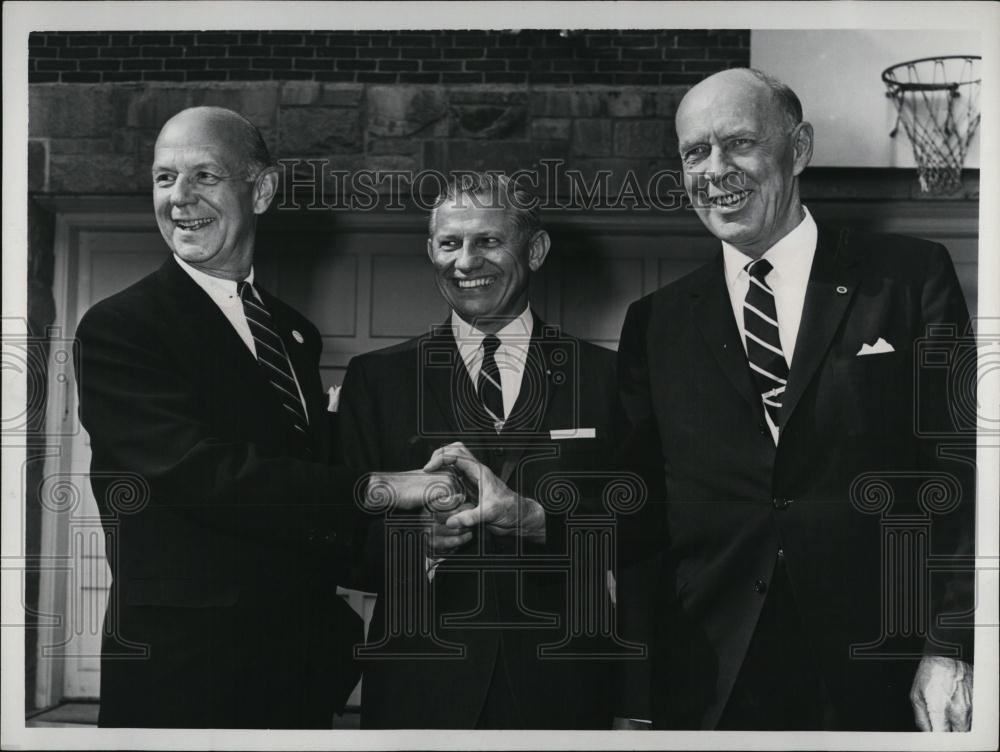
left=155, top=106, right=272, bottom=179
left=678, top=68, right=802, bottom=135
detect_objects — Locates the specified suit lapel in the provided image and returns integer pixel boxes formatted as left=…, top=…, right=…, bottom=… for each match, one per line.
left=779, top=225, right=861, bottom=426
left=157, top=258, right=262, bottom=375
left=497, top=318, right=561, bottom=485
left=692, top=255, right=762, bottom=416
left=421, top=321, right=473, bottom=435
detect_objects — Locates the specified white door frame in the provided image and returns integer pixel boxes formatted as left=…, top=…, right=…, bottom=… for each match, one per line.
left=34, top=198, right=155, bottom=709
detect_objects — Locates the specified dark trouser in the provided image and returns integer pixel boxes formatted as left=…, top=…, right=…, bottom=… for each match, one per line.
left=717, top=558, right=836, bottom=730
left=475, top=640, right=522, bottom=729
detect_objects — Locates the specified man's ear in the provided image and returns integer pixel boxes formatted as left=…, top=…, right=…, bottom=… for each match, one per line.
left=527, top=230, right=551, bottom=272
left=253, top=168, right=279, bottom=215
left=791, top=121, right=814, bottom=177
left=426, top=237, right=435, bottom=263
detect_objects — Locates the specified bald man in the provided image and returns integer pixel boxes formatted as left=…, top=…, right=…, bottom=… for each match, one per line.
left=73, top=107, right=369, bottom=727
left=615, top=69, right=975, bottom=730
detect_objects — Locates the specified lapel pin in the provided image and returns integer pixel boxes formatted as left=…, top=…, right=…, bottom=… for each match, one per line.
left=836, top=285, right=848, bottom=295
left=292, top=330, right=304, bottom=344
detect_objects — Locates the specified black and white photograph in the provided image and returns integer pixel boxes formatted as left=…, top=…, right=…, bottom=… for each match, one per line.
left=2, top=1, right=998, bottom=749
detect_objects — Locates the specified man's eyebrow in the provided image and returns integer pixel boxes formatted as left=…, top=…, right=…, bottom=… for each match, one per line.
left=151, top=159, right=228, bottom=174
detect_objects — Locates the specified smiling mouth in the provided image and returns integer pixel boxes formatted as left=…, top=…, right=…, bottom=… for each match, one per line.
left=454, top=276, right=496, bottom=290
left=174, top=218, right=215, bottom=231
left=708, top=190, right=752, bottom=209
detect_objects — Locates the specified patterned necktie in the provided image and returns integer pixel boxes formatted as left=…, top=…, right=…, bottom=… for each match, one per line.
left=478, top=334, right=505, bottom=431
left=238, top=281, right=309, bottom=437
left=743, top=259, right=788, bottom=428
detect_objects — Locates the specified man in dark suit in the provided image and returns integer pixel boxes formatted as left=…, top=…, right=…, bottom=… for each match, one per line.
left=615, top=69, right=976, bottom=731
left=74, top=106, right=374, bottom=728
left=339, top=174, right=624, bottom=729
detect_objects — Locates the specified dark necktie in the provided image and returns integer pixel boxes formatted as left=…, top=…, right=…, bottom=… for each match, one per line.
left=238, top=281, right=309, bottom=437
left=478, top=334, right=505, bottom=431
left=743, top=259, right=788, bottom=428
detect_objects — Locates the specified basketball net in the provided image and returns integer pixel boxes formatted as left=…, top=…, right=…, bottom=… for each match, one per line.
left=883, top=56, right=981, bottom=196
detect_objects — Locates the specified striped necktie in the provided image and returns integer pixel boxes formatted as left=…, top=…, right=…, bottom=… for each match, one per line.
left=743, top=259, right=788, bottom=428
left=478, top=334, right=505, bottom=432
left=238, top=281, right=309, bottom=437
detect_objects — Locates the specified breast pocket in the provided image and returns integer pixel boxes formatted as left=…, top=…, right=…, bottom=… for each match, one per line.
left=839, top=347, right=912, bottom=437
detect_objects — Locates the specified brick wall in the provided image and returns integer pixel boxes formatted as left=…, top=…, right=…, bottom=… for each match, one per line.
left=29, top=30, right=749, bottom=85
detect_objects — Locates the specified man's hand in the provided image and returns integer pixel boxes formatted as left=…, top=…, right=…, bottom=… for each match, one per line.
left=910, top=655, right=973, bottom=731
left=425, top=496, right=476, bottom=557
left=363, top=470, right=463, bottom=512
left=424, top=442, right=546, bottom=542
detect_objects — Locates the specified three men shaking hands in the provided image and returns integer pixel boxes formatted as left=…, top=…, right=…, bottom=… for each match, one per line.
left=76, top=68, right=975, bottom=731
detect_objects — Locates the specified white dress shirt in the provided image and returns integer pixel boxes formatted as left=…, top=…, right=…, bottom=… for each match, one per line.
left=452, top=306, right=534, bottom=429
left=722, top=206, right=818, bottom=444
left=172, top=253, right=309, bottom=421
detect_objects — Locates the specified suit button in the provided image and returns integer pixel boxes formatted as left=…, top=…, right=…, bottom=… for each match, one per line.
left=753, top=579, right=767, bottom=594
left=777, top=548, right=785, bottom=560
left=758, top=424, right=767, bottom=435
left=772, top=497, right=793, bottom=510
left=306, top=529, right=317, bottom=542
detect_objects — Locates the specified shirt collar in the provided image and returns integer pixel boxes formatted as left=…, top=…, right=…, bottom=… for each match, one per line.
left=451, top=306, right=534, bottom=350
left=172, top=253, right=254, bottom=300
left=722, top=206, right=817, bottom=287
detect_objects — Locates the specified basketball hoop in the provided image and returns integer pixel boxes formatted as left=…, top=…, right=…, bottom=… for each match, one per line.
left=882, top=55, right=981, bottom=195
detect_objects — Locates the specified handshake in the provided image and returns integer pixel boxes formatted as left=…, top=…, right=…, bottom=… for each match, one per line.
left=363, top=442, right=547, bottom=555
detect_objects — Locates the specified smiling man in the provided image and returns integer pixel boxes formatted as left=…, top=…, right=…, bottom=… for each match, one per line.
left=615, top=69, right=975, bottom=730
left=339, top=173, right=622, bottom=729
left=73, top=106, right=368, bottom=728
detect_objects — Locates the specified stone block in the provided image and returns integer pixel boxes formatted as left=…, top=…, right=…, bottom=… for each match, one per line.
left=28, top=140, right=48, bottom=192
left=571, top=119, right=613, bottom=157
left=192, top=84, right=280, bottom=130
left=278, top=106, right=362, bottom=155
left=446, top=139, right=569, bottom=176
left=450, top=104, right=527, bottom=139
left=125, top=86, right=196, bottom=129
left=653, top=86, right=688, bottom=117
left=531, top=117, right=571, bottom=141
left=319, top=84, right=364, bottom=107
left=530, top=89, right=606, bottom=118
left=368, top=138, right=423, bottom=157
left=280, top=81, right=320, bottom=106
left=49, top=153, right=138, bottom=193
left=367, top=86, right=448, bottom=138
left=614, top=120, right=669, bottom=157
left=448, top=87, right=528, bottom=105
left=29, top=84, right=122, bottom=138
left=605, top=91, right=645, bottom=118
left=124, top=84, right=280, bottom=132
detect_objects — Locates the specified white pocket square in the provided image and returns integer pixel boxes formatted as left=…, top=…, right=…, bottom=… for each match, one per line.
left=857, top=337, right=895, bottom=356
left=327, top=385, right=341, bottom=413
left=549, top=427, right=596, bottom=439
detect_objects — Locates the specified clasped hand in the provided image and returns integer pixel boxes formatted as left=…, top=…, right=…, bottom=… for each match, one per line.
left=423, top=442, right=546, bottom=549
left=363, top=442, right=545, bottom=557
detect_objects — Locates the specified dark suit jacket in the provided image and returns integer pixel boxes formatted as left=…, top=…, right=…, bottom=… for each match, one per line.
left=616, top=225, right=976, bottom=730
left=339, top=317, right=624, bottom=729
left=75, top=256, right=363, bottom=728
